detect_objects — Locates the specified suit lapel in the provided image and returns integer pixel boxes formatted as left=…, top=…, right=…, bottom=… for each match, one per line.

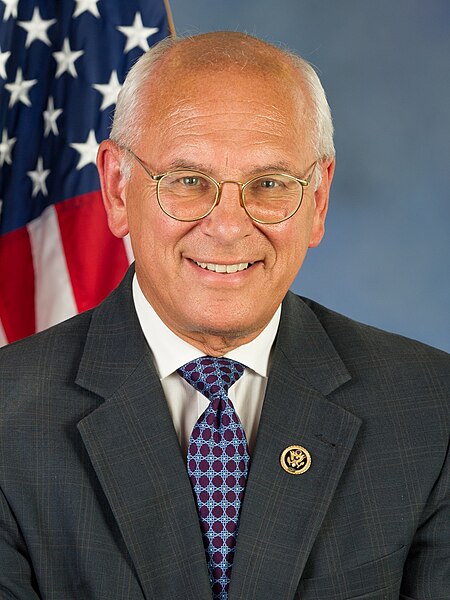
left=75, top=269, right=211, bottom=600
left=229, top=292, right=362, bottom=600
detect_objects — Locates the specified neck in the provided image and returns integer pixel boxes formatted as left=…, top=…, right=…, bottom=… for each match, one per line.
left=171, top=327, right=267, bottom=357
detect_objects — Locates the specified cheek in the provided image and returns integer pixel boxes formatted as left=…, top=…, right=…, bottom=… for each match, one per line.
left=126, top=187, right=196, bottom=266
left=271, top=214, right=314, bottom=265
left=126, top=180, right=161, bottom=241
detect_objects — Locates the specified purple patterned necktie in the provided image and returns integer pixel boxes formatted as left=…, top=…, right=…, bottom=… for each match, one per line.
left=178, top=357, right=250, bottom=600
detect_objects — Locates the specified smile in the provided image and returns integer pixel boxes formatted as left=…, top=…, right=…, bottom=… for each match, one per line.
left=192, top=260, right=254, bottom=273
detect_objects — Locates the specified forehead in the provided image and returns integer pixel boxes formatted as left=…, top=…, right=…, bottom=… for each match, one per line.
left=137, top=63, right=313, bottom=161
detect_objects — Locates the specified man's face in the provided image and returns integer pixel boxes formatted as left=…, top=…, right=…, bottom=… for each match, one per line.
left=99, top=65, right=334, bottom=354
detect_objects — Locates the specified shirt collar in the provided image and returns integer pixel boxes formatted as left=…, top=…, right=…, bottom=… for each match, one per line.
left=132, top=273, right=281, bottom=379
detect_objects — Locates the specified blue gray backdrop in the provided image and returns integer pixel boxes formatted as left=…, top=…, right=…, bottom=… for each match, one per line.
left=169, top=0, right=450, bottom=352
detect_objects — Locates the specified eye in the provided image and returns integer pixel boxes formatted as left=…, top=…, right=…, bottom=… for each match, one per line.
left=258, top=178, right=280, bottom=189
left=162, top=171, right=213, bottom=196
left=251, top=176, right=290, bottom=193
left=169, top=172, right=211, bottom=189
left=180, top=175, right=201, bottom=186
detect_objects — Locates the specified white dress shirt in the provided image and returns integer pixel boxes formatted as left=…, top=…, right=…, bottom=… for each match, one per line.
left=132, top=275, right=281, bottom=456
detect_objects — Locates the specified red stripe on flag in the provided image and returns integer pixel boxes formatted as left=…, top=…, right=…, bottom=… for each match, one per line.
left=0, top=227, right=36, bottom=343
left=55, top=191, right=129, bottom=313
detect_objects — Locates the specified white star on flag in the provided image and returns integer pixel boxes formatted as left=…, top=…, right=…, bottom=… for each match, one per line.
left=1, top=0, right=19, bottom=21
left=43, top=97, right=63, bottom=136
left=93, top=70, right=122, bottom=111
left=0, top=47, right=11, bottom=79
left=5, top=68, right=37, bottom=108
left=0, top=129, right=16, bottom=166
left=70, top=129, right=99, bottom=170
left=73, top=0, right=100, bottom=18
left=17, top=7, right=57, bottom=48
left=117, top=12, right=159, bottom=53
left=52, top=38, right=84, bottom=78
left=27, top=157, right=50, bottom=197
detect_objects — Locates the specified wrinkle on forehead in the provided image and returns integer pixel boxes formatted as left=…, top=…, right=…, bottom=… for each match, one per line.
left=170, top=97, right=295, bottom=122
left=164, top=106, right=294, bottom=136
left=140, top=70, right=311, bottom=144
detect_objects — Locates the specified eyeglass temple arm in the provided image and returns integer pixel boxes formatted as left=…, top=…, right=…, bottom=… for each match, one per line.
left=120, top=145, right=160, bottom=180
left=303, top=161, right=317, bottom=186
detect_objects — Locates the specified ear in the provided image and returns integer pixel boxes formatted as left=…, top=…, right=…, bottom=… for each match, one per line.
left=308, top=158, right=335, bottom=248
left=97, top=140, right=130, bottom=238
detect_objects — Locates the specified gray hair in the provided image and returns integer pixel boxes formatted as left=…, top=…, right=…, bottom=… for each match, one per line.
left=110, top=33, right=335, bottom=186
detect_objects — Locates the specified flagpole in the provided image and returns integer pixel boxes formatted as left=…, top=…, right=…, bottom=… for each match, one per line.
left=163, top=0, right=177, bottom=37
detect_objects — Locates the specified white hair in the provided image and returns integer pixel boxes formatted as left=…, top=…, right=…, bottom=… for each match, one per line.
left=110, top=33, right=335, bottom=187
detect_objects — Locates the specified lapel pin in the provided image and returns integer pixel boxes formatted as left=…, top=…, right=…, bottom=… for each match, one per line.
left=280, top=445, right=311, bottom=475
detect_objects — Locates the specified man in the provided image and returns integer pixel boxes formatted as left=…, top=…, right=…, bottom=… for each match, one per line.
left=0, top=31, right=448, bottom=600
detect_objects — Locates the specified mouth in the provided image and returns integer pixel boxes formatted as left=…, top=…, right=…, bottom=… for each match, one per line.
left=191, top=259, right=256, bottom=273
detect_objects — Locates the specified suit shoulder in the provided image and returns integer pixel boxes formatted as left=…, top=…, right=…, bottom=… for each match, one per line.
left=298, top=295, right=450, bottom=368
left=0, top=309, right=100, bottom=432
left=291, top=295, right=450, bottom=427
left=0, top=309, right=93, bottom=375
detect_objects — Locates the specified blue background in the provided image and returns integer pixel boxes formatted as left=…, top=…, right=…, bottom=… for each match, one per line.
left=169, top=0, right=450, bottom=352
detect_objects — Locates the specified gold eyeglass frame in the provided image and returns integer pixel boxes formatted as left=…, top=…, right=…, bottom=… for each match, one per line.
left=121, top=145, right=317, bottom=225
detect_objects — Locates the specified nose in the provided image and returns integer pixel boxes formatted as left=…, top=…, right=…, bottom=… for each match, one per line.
left=200, top=180, right=254, bottom=240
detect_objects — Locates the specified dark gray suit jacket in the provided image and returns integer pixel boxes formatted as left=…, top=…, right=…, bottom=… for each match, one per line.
left=0, top=268, right=449, bottom=599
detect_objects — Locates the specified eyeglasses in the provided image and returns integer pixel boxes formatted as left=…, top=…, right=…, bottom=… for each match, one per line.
left=122, top=146, right=316, bottom=225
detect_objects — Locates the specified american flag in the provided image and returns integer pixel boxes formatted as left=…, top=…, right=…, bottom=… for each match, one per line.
left=0, top=0, right=173, bottom=345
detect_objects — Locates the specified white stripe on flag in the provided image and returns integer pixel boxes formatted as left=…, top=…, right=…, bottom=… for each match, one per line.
left=123, top=233, right=134, bottom=264
left=0, top=319, right=8, bottom=348
left=27, top=205, right=78, bottom=332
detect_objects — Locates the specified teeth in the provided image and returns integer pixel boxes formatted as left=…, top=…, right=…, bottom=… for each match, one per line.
left=214, top=264, right=227, bottom=273
left=193, top=260, right=252, bottom=273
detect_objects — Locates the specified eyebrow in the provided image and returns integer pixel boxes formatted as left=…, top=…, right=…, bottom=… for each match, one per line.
left=160, top=160, right=214, bottom=173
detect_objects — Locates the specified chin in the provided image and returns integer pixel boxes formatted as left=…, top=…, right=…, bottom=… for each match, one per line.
left=188, top=310, right=264, bottom=342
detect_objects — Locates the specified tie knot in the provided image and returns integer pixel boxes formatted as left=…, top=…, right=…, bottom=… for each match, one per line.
left=178, top=356, right=245, bottom=400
